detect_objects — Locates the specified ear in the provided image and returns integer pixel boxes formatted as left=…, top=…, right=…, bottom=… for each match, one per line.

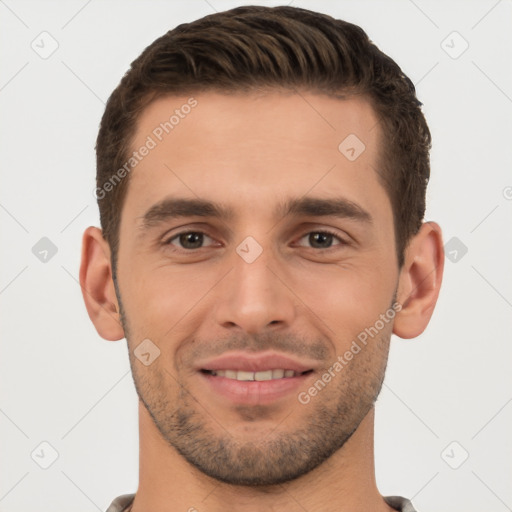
left=79, top=226, right=125, bottom=341
left=393, top=221, right=445, bottom=339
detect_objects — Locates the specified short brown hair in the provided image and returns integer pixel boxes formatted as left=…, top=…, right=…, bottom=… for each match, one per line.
left=96, top=5, right=431, bottom=270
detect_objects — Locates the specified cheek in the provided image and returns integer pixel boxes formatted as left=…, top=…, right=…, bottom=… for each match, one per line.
left=292, top=261, right=396, bottom=343
left=119, top=240, right=397, bottom=347
left=119, top=260, right=221, bottom=338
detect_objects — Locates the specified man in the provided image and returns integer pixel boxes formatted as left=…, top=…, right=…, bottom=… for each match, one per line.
left=80, top=5, right=444, bottom=512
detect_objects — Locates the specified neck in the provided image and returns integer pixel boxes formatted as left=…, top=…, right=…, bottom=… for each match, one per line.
left=130, top=403, right=393, bottom=512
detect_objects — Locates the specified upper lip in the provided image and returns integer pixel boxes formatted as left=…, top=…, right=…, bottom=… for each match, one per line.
left=196, top=351, right=316, bottom=373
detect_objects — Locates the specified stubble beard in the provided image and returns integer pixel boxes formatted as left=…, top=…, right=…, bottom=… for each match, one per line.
left=114, top=277, right=392, bottom=487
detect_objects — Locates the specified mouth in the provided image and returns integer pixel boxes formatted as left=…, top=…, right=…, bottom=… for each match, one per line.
left=199, top=369, right=314, bottom=405
left=195, top=351, right=319, bottom=405
left=200, top=368, right=314, bottom=381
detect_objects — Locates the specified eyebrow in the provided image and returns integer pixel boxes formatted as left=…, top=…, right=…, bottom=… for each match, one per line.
left=137, top=198, right=235, bottom=230
left=137, top=195, right=372, bottom=233
left=279, top=196, right=372, bottom=224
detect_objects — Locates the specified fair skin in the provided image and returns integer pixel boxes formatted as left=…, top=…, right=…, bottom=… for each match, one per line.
left=80, top=91, right=444, bottom=512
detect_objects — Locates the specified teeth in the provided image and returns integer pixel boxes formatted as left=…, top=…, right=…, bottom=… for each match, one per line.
left=208, top=369, right=303, bottom=381
left=255, top=370, right=273, bottom=381
left=236, top=370, right=254, bottom=381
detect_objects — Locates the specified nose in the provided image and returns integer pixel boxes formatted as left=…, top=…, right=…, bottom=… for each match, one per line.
left=213, top=243, right=297, bottom=335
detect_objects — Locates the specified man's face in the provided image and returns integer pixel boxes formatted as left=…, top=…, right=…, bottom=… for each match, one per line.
left=115, top=91, right=399, bottom=485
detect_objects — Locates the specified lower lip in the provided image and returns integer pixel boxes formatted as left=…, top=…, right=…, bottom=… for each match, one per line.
left=199, top=371, right=313, bottom=405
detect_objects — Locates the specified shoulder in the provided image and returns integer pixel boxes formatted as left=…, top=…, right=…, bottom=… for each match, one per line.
left=384, top=495, right=418, bottom=512
left=104, top=493, right=136, bottom=512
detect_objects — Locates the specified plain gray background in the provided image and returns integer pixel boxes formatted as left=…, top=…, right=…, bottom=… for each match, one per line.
left=1, top=0, right=511, bottom=511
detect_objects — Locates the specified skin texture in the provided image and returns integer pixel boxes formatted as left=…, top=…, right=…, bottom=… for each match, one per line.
left=80, top=90, right=444, bottom=512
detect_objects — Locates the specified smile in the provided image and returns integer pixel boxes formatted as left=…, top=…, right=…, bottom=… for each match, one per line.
left=201, top=369, right=313, bottom=381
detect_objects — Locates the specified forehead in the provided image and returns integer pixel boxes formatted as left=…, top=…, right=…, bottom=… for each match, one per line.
left=123, top=90, right=387, bottom=225
left=134, top=90, right=379, bottom=154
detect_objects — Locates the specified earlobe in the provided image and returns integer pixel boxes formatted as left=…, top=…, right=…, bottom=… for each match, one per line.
left=393, top=221, right=445, bottom=339
left=79, top=226, right=125, bottom=341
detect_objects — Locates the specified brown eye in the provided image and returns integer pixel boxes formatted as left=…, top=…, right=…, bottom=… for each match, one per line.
left=296, top=230, right=346, bottom=249
left=165, top=231, right=214, bottom=250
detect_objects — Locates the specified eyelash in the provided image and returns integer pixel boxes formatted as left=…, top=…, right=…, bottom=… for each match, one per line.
left=162, top=229, right=349, bottom=251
